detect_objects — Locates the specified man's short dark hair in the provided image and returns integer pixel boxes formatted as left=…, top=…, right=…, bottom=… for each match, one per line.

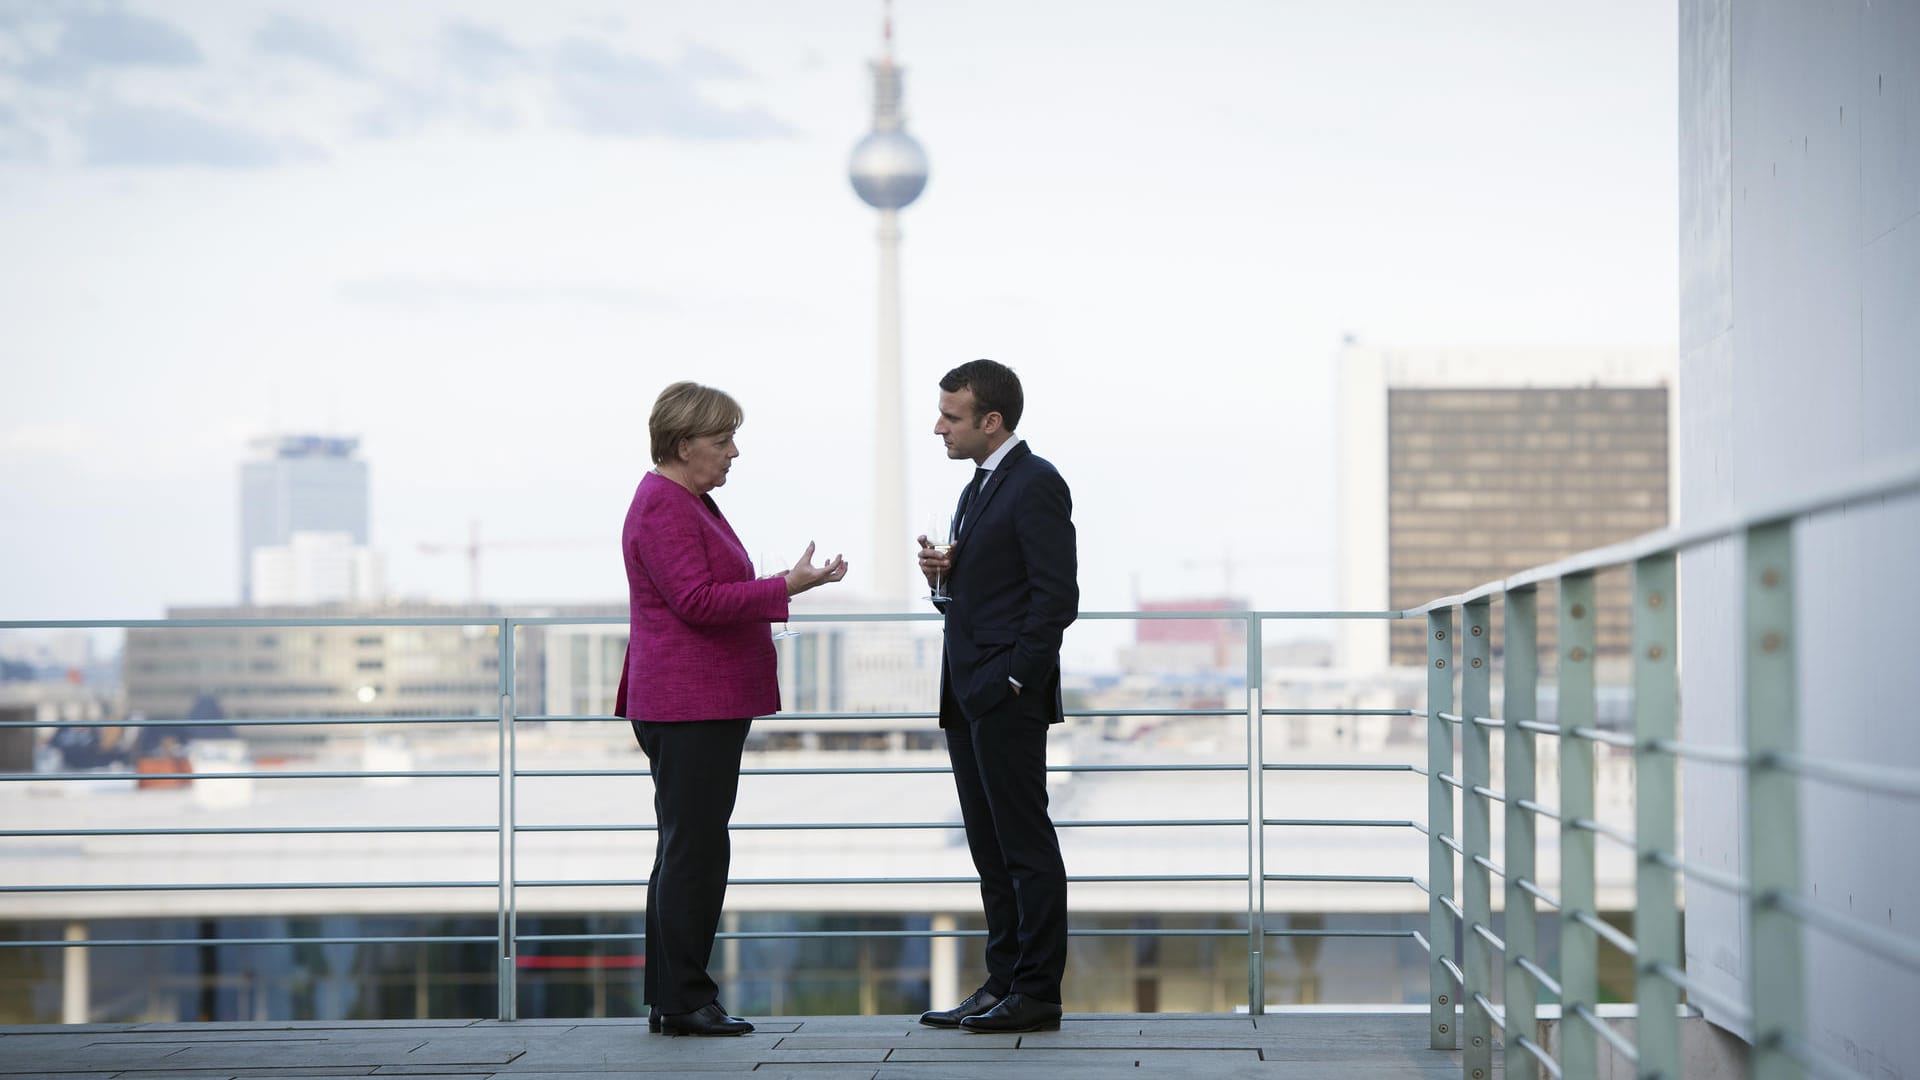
left=940, top=359, right=1024, bottom=431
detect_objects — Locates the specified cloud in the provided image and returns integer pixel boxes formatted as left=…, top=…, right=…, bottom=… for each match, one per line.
left=0, top=104, right=48, bottom=162
left=551, top=39, right=787, bottom=140
left=442, top=20, right=528, bottom=81
left=337, top=275, right=678, bottom=312
left=253, top=14, right=361, bottom=75
left=15, top=8, right=202, bottom=83
left=81, top=103, right=315, bottom=168
left=675, top=43, right=751, bottom=82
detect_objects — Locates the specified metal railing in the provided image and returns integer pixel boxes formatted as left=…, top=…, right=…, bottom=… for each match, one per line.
left=0, top=608, right=1427, bottom=1023
left=1413, top=447, right=1920, bottom=1080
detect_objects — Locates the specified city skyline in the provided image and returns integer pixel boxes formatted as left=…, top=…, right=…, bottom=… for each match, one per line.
left=1, top=2, right=1680, bottom=668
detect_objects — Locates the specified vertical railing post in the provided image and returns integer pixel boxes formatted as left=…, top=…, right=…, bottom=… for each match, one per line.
left=1427, top=607, right=1458, bottom=1050
left=1461, top=598, right=1493, bottom=1080
left=497, top=618, right=518, bottom=1021
left=1558, top=572, right=1599, bottom=1080
left=1246, top=612, right=1266, bottom=1014
left=1632, top=555, right=1680, bottom=1077
left=1503, top=586, right=1540, bottom=1080
left=1744, top=522, right=1803, bottom=1079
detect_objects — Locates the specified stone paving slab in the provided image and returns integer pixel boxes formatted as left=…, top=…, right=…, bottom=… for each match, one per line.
left=0, top=1012, right=1475, bottom=1078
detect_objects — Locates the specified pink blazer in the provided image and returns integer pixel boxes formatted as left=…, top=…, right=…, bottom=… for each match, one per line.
left=614, top=471, right=789, bottom=722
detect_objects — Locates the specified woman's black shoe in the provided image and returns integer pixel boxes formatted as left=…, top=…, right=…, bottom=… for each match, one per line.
left=648, top=1005, right=661, bottom=1032
left=660, top=1001, right=754, bottom=1036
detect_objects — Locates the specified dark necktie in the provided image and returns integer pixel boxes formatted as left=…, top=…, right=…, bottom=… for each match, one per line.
left=956, top=468, right=988, bottom=533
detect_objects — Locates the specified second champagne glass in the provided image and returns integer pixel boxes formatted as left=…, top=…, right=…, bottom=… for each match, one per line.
left=762, top=554, right=800, bottom=639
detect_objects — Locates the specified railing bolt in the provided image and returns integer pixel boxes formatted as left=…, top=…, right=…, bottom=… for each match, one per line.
left=1762, top=631, right=1783, bottom=653
left=1436, top=659, right=1447, bottom=669
left=1761, top=567, right=1781, bottom=587
left=1648, top=644, right=1666, bottom=660
left=1570, top=603, right=1586, bottom=618
left=1439, top=1023, right=1450, bottom=1034
left=1471, top=625, right=1483, bottom=637
left=1649, top=591, right=1665, bottom=608
left=1569, top=646, right=1588, bottom=662
left=1470, top=657, right=1482, bottom=668
left=1472, top=1036, right=1483, bottom=1047
left=1435, top=629, right=1447, bottom=640
left=1439, top=994, right=1449, bottom=1005
left=1473, top=1070, right=1486, bottom=1079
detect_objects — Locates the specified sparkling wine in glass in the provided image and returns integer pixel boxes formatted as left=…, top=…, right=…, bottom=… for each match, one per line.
left=924, top=517, right=956, bottom=602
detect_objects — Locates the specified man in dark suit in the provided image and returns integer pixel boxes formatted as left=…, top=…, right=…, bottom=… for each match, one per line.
left=914, top=359, right=1078, bottom=1034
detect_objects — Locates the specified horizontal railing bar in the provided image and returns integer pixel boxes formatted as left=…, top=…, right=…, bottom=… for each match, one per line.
left=1411, top=929, right=1430, bottom=953
left=0, top=825, right=494, bottom=838
left=2, top=769, right=494, bottom=783
left=1649, top=851, right=1749, bottom=896
left=1568, top=727, right=1636, bottom=750
left=0, top=935, right=496, bottom=949
left=522, top=926, right=1418, bottom=945
left=1436, top=832, right=1465, bottom=856
left=1649, top=738, right=1749, bottom=766
left=1403, top=447, right=1920, bottom=613
left=1439, top=896, right=1464, bottom=921
left=0, top=714, right=491, bottom=729
left=1771, top=892, right=1920, bottom=974
left=1472, top=854, right=1506, bottom=879
left=1412, top=877, right=1432, bottom=894
left=0, top=617, right=510, bottom=629
left=0, top=881, right=493, bottom=893
left=1435, top=772, right=1464, bottom=789
left=1648, top=960, right=1752, bottom=1028
left=1472, top=923, right=1506, bottom=953
left=514, top=874, right=1247, bottom=888
left=1571, top=911, right=1637, bottom=958
left=1515, top=877, right=1562, bottom=910
left=1262, top=874, right=1423, bottom=885
left=1515, top=797, right=1560, bottom=822
left=1516, top=955, right=1562, bottom=997
left=515, top=818, right=1251, bottom=834
left=1769, top=751, right=1920, bottom=799
left=1260, top=818, right=1420, bottom=829
left=1438, top=712, right=1464, bottom=726
left=515, top=763, right=1248, bottom=779
left=1779, top=1033, right=1873, bottom=1080
left=1470, top=784, right=1507, bottom=804
left=1409, top=709, right=1429, bottom=719
left=1439, top=955, right=1465, bottom=986
left=1516, top=720, right=1564, bottom=737
left=1515, top=1034, right=1564, bottom=1079
left=1263, top=763, right=1425, bottom=773
left=1568, top=817, right=1635, bottom=850
left=1471, top=991, right=1504, bottom=1027
left=526, top=706, right=1412, bottom=723
left=1469, top=714, right=1501, bottom=730
left=1571, top=1003, right=1638, bottom=1063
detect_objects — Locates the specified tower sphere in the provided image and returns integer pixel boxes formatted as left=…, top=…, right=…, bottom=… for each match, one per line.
left=849, top=130, right=928, bottom=210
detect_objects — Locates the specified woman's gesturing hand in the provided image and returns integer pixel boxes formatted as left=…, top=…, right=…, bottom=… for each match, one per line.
left=783, top=541, right=848, bottom=596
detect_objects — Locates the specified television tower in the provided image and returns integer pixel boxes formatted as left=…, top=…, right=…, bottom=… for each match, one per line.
left=849, top=0, right=929, bottom=606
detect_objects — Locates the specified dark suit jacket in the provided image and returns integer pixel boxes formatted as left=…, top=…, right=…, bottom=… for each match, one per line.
left=936, top=440, right=1079, bottom=725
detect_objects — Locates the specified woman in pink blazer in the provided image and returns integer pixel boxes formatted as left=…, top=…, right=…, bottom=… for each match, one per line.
left=613, top=381, right=847, bottom=1036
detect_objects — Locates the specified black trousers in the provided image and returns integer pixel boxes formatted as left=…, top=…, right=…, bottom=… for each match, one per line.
left=943, top=687, right=1068, bottom=1003
left=632, top=717, right=751, bottom=1015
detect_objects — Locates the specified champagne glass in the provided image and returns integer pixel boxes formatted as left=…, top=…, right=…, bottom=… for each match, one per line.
left=762, top=554, right=800, bottom=640
left=923, top=516, right=956, bottom=602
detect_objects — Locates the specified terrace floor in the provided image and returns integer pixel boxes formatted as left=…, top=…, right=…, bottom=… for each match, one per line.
left=0, top=1010, right=1476, bottom=1079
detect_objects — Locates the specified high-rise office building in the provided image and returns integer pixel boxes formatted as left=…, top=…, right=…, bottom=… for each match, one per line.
left=239, top=436, right=370, bottom=604
left=1337, top=345, right=1675, bottom=669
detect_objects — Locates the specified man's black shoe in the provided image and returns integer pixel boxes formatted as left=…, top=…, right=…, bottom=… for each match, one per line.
left=959, top=993, right=1062, bottom=1033
left=647, top=1005, right=661, bottom=1032
left=918, top=986, right=1003, bottom=1027
left=659, top=1001, right=754, bottom=1036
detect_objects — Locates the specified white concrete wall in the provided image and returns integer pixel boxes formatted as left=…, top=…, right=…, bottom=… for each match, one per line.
left=1679, top=0, right=1920, bottom=1072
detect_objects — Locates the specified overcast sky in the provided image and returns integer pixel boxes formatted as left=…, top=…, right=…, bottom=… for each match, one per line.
left=0, top=0, right=1677, bottom=662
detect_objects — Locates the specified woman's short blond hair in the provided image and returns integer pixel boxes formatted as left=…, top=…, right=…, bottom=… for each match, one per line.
left=649, top=381, right=744, bottom=465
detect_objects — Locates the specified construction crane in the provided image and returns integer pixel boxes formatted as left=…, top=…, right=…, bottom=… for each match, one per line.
left=417, top=520, right=602, bottom=602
